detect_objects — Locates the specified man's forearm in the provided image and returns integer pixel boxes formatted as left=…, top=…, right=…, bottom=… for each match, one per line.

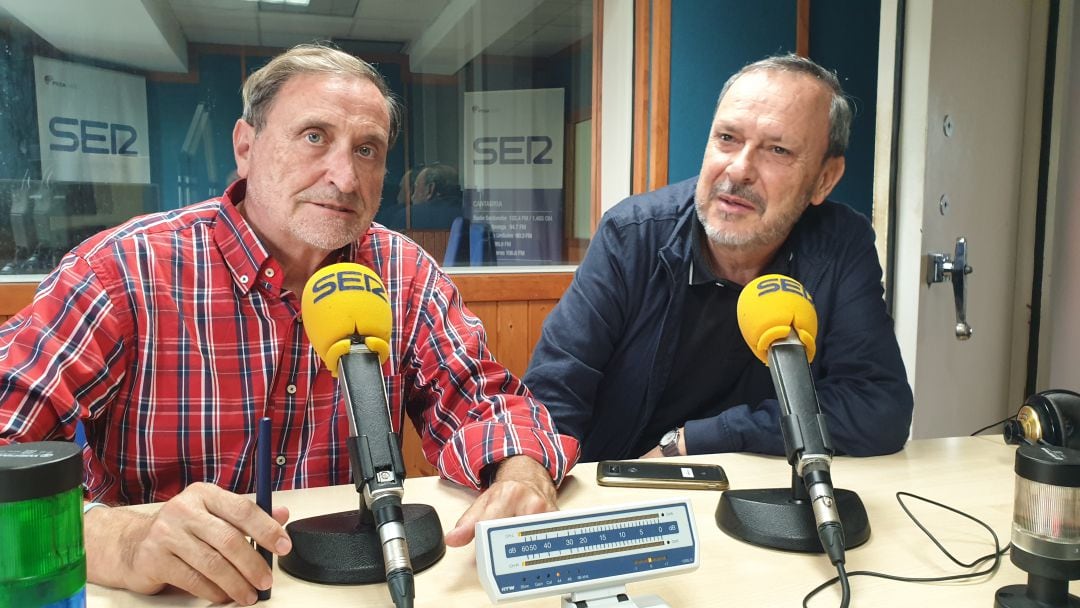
left=493, top=454, right=558, bottom=492
left=84, top=505, right=153, bottom=591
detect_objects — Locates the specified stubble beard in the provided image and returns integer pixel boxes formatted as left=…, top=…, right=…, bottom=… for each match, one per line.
left=694, top=181, right=810, bottom=251
left=288, top=214, right=366, bottom=251
left=289, top=188, right=376, bottom=251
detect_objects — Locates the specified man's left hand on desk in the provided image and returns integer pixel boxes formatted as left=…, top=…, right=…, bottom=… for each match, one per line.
left=444, top=455, right=557, bottom=547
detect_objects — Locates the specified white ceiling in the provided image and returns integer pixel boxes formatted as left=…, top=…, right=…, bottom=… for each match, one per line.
left=0, top=0, right=592, bottom=74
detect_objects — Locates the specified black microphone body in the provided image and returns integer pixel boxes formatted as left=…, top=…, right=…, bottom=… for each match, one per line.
left=340, top=340, right=414, bottom=608
left=768, top=331, right=846, bottom=565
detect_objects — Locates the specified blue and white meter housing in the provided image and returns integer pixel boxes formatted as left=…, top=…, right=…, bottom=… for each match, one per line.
left=476, top=498, right=699, bottom=607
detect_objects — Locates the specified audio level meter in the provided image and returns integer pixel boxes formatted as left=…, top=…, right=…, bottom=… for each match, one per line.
left=476, top=498, right=699, bottom=607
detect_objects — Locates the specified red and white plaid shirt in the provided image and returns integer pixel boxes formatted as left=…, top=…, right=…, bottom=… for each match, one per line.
left=0, top=181, right=579, bottom=505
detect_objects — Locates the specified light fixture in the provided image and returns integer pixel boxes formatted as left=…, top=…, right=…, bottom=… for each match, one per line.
left=244, top=0, right=311, bottom=6
left=995, top=444, right=1080, bottom=607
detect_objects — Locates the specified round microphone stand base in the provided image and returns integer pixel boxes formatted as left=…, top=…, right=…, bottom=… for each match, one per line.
left=715, top=487, right=870, bottom=553
left=279, top=503, right=445, bottom=584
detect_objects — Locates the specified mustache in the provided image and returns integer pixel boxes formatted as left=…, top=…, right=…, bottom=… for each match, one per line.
left=709, top=181, right=765, bottom=212
left=298, top=189, right=362, bottom=207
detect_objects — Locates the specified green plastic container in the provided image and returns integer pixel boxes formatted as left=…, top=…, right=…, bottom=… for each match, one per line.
left=0, top=441, right=86, bottom=608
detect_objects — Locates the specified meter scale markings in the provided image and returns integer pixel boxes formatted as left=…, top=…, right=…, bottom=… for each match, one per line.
left=476, top=499, right=699, bottom=601
left=504, top=513, right=679, bottom=566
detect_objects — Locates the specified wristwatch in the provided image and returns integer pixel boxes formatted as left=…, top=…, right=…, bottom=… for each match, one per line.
left=659, top=427, right=681, bottom=457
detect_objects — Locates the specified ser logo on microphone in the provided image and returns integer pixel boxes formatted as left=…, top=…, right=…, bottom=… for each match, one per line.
left=755, top=277, right=813, bottom=303
left=310, top=270, right=387, bottom=304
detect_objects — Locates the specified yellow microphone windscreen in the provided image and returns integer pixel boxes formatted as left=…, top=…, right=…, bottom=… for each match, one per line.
left=736, top=274, right=818, bottom=365
left=301, top=263, right=392, bottom=376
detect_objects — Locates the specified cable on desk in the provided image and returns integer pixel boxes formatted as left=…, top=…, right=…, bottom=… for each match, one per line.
left=835, top=561, right=850, bottom=608
left=970, top=415, right=1016, bottom=437
left=801, top=491, right=1010, bottom=608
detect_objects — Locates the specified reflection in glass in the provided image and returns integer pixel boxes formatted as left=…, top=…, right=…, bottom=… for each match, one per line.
left=0, top=0, right=593, bottom=276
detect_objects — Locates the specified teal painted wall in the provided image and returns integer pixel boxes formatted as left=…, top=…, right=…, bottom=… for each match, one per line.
left=667, top=0, right=881, bottom=218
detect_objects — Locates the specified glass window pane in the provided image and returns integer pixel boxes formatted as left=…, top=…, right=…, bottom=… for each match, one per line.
left=0, top=0, right=593, bottom=279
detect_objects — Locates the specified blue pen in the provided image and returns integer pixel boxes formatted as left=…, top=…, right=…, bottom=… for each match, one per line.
left=256, top=416, right=273, bottom=601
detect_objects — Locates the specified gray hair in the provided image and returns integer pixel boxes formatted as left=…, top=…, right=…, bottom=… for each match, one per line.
left=716, top=54, right=852, bottom=158
left=241, top=43, right=402, bottom=146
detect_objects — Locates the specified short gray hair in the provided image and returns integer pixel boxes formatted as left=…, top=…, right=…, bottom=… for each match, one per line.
left=716, top=54, right=852, bottom=158
left=241, top=43, right=402, bottom=146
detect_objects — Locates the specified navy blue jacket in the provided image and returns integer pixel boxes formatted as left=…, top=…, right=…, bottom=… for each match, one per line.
left=524, top=178, right=913, bottom=462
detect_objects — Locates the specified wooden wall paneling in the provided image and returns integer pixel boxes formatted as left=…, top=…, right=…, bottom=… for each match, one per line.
left=796, top=0, right=811, bottom=57
left=0, top=283, right=38, bottom=318
left=454, top=273, right=572, bottom=302
left=495, top=301, right=530, bottom=378
left=632, top=0, right=651, bottom=194
left=630, top=0, right=672, bottom=193
left=402, top=417, right=439, bottom=478
left=646, top=0, right=671, bottom=190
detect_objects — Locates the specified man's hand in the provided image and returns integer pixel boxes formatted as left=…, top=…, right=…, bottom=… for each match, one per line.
left=444, top=455, right=557, bottom=547
left=85, top=482, right=291, bottom=606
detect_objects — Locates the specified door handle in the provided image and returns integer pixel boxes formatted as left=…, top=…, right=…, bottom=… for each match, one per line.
left=926, top=237, right=973, bottom=340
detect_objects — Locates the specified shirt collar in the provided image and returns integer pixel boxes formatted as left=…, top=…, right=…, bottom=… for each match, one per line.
left=212, top=180, right=359, bottom=296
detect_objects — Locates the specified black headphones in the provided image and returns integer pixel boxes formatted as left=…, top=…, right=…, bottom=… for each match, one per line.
left=1003, top=389, right=1080, bottom=450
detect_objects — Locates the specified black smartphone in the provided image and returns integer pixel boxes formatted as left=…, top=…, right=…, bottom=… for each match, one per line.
left=596, top=460, right=729, bottom=491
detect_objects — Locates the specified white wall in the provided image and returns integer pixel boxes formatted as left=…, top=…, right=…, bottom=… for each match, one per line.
left=599, top=0, right=633, bottom=214
left=1047, top=3, right=1080, bottom=392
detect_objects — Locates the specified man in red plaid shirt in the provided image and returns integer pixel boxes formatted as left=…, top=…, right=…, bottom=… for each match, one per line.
left=0, top=44, right=579, bottom=605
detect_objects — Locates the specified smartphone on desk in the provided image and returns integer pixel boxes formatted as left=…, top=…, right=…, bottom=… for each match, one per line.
left=596, top=460, right=729, bottom=491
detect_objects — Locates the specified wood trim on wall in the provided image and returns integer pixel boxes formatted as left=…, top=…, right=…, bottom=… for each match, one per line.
left=0, top=283, right=38, bottom=322
left=453, top=273, right=573, bottom=303
left=0, top=275, right=574, bottom=315
left=631, top=0, right=671, bottom=195
left=632, top=0, right=651, bottom=194
left=647, top=0, right=671, bottom=191
left=797, top=0, right=811, bottom=57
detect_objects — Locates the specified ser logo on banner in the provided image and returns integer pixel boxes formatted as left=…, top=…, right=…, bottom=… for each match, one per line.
left=472, top=136, right=553, bottom=166
left=48, top=117, right=139, bottom=156
left=33, top=56, right=150, bottom=184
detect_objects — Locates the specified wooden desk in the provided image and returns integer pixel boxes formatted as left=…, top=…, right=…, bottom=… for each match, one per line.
left=88, top=436, right=1066, bottom=607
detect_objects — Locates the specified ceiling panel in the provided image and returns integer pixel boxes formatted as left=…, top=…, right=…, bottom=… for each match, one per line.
left=255, top=13, right=355, bottom=38
left=185, top=27, right=261, bottom=47
left=354, top=0, right=450, bottom=21
left=172, top=7, right=258, bottom=32
left=347, top=19, right=430, bottom=42
left=0, top=0, right=592, bottom=73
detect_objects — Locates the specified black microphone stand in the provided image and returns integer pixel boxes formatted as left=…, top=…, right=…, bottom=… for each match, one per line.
left=715, top=469, right=870, bottom=553
left=715, top=333, right=871, bottom=553
left=279, top=340, right=445, bottom=591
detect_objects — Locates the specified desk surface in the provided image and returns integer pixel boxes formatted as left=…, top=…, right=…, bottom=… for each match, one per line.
left=88, top=436, right=1054, bottom=607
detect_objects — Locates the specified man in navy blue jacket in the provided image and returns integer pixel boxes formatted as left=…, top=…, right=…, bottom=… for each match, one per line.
left=525, top=54, right=913, bottom=462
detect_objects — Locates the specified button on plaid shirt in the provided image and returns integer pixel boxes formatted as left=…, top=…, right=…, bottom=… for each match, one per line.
left=0, top=181, right=579, bottom=504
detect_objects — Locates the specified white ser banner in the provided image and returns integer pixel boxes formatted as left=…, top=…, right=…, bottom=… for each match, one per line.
left=463, top=88, right=564, bottom=190
left=34, top=56, right=151, bottom=184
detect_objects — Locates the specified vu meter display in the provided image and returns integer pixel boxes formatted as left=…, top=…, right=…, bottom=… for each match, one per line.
left=476, top=498, right=698, bottom=603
